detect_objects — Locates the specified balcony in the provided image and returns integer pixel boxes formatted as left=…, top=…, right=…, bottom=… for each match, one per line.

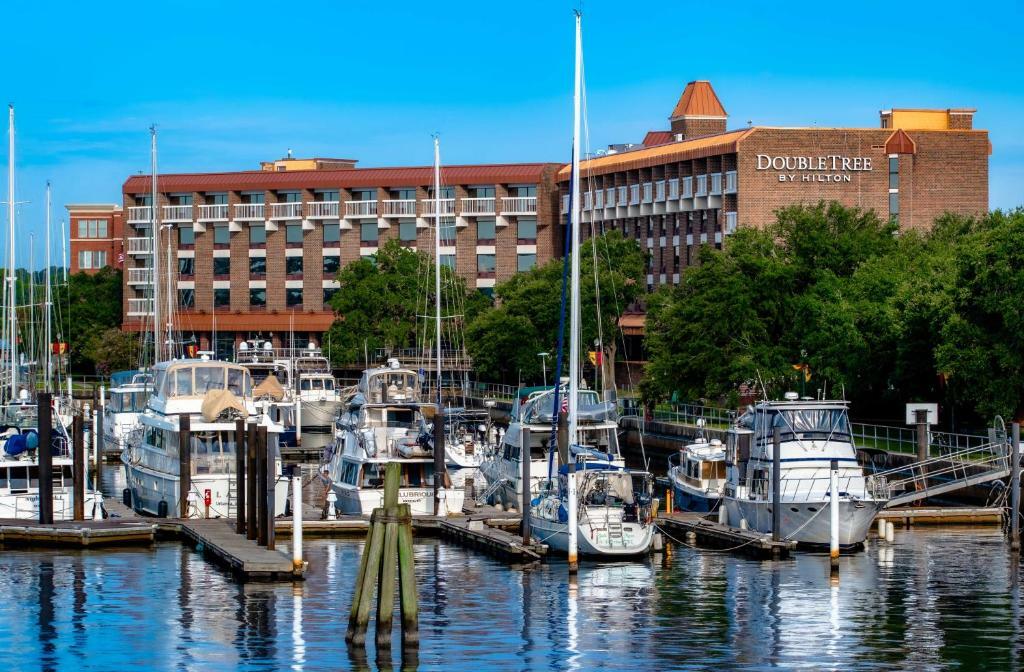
left=127, top=206, right=152, bottom=223
left=127, top=237, right=153, bottom=255
left=163, top=205, right=193, bottom=222
left=501, top=196, right=537, bottom=215
left=605, top=188, right=615, bottom=208
left=642, top=182, right=653, bottom=204
left=127, top=298, right=154, bottom=316
left=270, top=202, right=303, bottom=220
left=594, top=191, right=604, bottom=209
left=681, top=176, right=694, bottom=199
left=583, top=192, right=592, bottom=211
left=345, top=200, right=378, bottom=218
left=695, top=175, right=708, bottom=197
left=560, top=194, right=569, bottom=214
left=710, top=172, right=722, bottom=196
left=381, top=199, right=417, bottom=217
left=234, top=203, right=265, bottom=221
left=421, top=198, right=456, bottom=217
left=307, top=201, right=339, bottom=219
left=127, top=267, right=154, bottom=285
left=198, top=204, right=229, bottom=222
left=461, top=197, right=495, bottom=215
left=629, top=184, right=640, bottom=206
left=617, top=186, right=627, bottom=205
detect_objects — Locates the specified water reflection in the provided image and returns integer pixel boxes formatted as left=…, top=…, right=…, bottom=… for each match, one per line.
left=0, top=530, right=1021, bottom=670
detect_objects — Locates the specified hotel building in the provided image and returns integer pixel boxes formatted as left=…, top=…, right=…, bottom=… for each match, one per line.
left=118, top=158, right=560, bottom=358
left=559, top=80, right=990, bottom=290
left=67, top=204, right=125, bottom=274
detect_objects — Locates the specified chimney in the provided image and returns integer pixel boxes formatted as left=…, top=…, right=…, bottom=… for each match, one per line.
left=669, top=80, right=727, bottom=140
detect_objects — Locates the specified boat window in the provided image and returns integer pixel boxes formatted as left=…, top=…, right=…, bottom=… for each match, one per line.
left=385, top=408, right=415, bottom=427
left=155, top=370, right=167, bottom=396
left=312, top=379, right=323, bottom=390
left=195, top=367, right=225, bottom=394
left=0, top=468, right=7, bottom=489
left=361, top=464, right=383, bottom=488
left=8, top=466, right=27, bottom=492
left=133, top=391, right=148, bottom=411
left=300, top=379, right=312, bottom=391
left=777, top=408, right=851, bottom=440
left=324, top=379, right=335, bottom=391
left=174, top=368, right=194, bottom=396
left=227, top=369, right=245, bottom=396
left=28, top=466, right=39, bottom=488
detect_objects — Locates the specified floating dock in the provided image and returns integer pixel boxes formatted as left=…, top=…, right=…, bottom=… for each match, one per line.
left=877, top=506, right=1003, bottom=527
left=168, top=519, right=304, bottom=581
left=0, top=518, right=156, bottom=547
left=657, top=512, right=797, bottom=559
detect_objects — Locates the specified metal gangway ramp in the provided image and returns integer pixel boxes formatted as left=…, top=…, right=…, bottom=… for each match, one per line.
left=874, top=441, right=1016, bottom=508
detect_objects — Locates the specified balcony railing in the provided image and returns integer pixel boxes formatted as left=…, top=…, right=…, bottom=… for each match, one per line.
left=163, top=205, right=193, bottom=222
left=127, top=237, right=153, bottom=255
left=724, top=170, right=738, bottom=194
left=710, top=172, right=722, bottom=196
left=127, top=206, right=152, bottom=223
left=668, top=178, right=680, bottom=200
left=461, top=197, right=495, bottom=215
left=234, top=203, right=265, bottom=221
left=629, top=184, right=640, bottom=205
left=583, top=192, right=592, bottom=211
left=307, top=201, right=339, bottom=219
left=127, top=267, right=154, bottom=285
left=655, top=180, right=665, bottom=202
left=270, top=202, right=303, bottom=220
left=681, top=176, right=693, bottom=199
left=501, top=196, right=537, bottom=215
left=594, top=191, right=604, bottom=209
left=198, top=204, right=229, bottom=221
left=642, top=182, right=653, bottom=204
left=617, top=186, right=627, bottom=205
left=127, top=298, right=154, bottom=316
left=345, top=200, right=378, bottom=218
left=381, top=199, right=417, bottom=217
left=605, top=188, right=615, bottom=207
left=695, top=174, right=708, bottom=197
left=422, top=198, right=456, bottom=217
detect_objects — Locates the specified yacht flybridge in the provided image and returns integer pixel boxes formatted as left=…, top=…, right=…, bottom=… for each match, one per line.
left=721, top=396, right=889, bottom=547
left=323, top=359, right=464, bottom=516
left=121, top=359, right=289, bottom=518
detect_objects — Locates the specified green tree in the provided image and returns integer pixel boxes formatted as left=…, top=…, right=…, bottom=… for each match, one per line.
left=83, top=327, right=140, bottom=377
left=54, top=267, right=124, bottom=373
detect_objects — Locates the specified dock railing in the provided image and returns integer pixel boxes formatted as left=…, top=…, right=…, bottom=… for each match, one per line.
left=850, top=422, right=990, bottom=458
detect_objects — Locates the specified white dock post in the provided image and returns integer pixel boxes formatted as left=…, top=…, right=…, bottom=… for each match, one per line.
left=326, top=491, right=338, bottom=520
left=295, top=396, right=302, bottom=445
left=92, top=409, right=99, bottom=464
left=877, top=517, right=886, bottom=540
left=830, top=459, right=840, bottom=578
left=292, top=467, right=303, bottom=570
left=885, top=521, right=895, bottom=543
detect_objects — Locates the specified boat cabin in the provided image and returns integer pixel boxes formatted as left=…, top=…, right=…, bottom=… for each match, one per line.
left=358, top=367, right=420, bottom=405
left=336, top=457, right=436, bottom=489
left=152, top=361, right=253, bottom=400
left=0, top=462, right=73, bottom=494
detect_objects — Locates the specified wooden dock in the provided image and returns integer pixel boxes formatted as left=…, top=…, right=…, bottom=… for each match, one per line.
left=0, top=518, right=156, bottom=547
left=657, top=512, right=797, bottom=559
left=171, top=519, right=305, bottom=581
left=438, top=517, right=545, bottom=563
left=877, top=506, right=1003, bottom=527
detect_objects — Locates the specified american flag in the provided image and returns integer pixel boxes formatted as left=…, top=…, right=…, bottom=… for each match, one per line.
left=561, top=394, right=569, bottom=414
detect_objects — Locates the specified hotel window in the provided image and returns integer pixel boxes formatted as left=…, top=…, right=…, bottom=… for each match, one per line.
left=170, top=194, right=193, bottom=205
left=391, top=188, right=416, bottom=200
left=77, top=250, right=107, bottom=269
left=428, top=186, right=455, bottom=199
left=323, top=287, right=338, bottom=305
left=249, top=225, right=266, bottom=247
left=440, top=254, right=456, bottom=269
left=249, top=288, right=266, bottom=308
left=286, top=224, right=303, bottom=246
left=889, top=192, right=900, bottom=219
left=249, top=257, right=266, bottom=277
left=178, top=289, right=195, bottom=309
left=517, top=253, right=536, bottom=272
left=206, top=193, right=228, bottom=205
left=509, top=185, right=536, bottom=197
left=351, top=189, right=375, bottom=201
left=178, top=226, right=195, bottom=248
left=135, top=195, right=152, bottom=206
left=178, top=257, right=195, bottom=276
left=398, top=219, right=417, bottom=242
left=477, top=254, right=496, bottom=274
left=468, top=186, right=495, bottom=198
left=77, top=219, right=108, bottom=238
left=477, top=218, right=496, bottom=244
left=440, top=218, right=456, bottom=245
left=214, top=288, right=230, bottom=308
left=889, top=157, right=900, bottom=190
left=278, top=191, right=302, bottom=203
left=286, top=256, right=303, bottom=277
left=517, top=218, right=537, bottom=243
left=323, top=223, right=340, bottom=245
left=360, top=222, right=378, bottom=245
left=213, top=225, right=230, bottom=247
left=478, top=287, right=494, bottom=299
left=243, top=192, right=265, bottom=204
left=316, top=190, right=339, bottom=202
left=286, top=288, right=303, bottom=307
left=323, top=255, right=340, bottom=276
left=213, top=257, right=230, bottom=277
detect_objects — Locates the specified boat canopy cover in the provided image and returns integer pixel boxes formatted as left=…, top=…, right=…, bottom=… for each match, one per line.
left=110, top=369, right=144, bottom=386
left=570, top=444, right=615, bottom=462
left=253, top=374, right=286, bottom=401
left=200, top=389, right=247, bottom=423
left=2, top=429, right=38, bottom=456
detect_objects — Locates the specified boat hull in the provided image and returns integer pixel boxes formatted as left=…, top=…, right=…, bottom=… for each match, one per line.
left=671, top=481, right=719, bottom=513
left=529, top=512, right=654, bottom=557
left=124, top=463, right=289, bottom=519
left=0, top=488, right=104, bottom=520
left=330, top=482, right=465, bottom=517
left=723, top=497, right=881, bottom=547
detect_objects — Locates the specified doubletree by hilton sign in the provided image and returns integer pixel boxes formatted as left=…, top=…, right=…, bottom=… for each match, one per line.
left=756, top=154, right=873, bottom=182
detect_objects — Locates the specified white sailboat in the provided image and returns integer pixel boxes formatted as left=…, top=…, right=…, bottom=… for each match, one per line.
left=0, top=105, right=103, bottom=519
left=528, top=15, right=655, bottom=561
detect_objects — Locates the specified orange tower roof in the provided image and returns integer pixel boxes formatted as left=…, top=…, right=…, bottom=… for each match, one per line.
left=670, top=80, right=727, bottom=120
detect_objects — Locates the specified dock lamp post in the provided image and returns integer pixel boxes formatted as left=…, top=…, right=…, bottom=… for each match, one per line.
left=538, top=352, right=550, bottom=387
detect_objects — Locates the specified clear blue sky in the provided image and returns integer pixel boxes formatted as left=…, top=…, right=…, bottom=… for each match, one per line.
left=4, top=0, right=1021, bottom=266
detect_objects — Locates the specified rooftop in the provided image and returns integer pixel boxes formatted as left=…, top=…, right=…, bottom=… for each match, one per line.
left=670, top=80, right=727, bottom=120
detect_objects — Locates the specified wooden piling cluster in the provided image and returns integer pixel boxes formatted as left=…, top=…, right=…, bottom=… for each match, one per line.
left=346, top=462, right=419, bottom=651
left=232, top=420, right=275, bottom=549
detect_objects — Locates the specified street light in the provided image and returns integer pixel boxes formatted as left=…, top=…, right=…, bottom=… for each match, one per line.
left=538, top=352, right=550, bottom=387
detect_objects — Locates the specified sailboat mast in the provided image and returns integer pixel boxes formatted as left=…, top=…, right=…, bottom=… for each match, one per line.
left=433, top=136, right=442, bottom=407
left=45, top=181, right=52, bottom=392
left=150, top=126, right=160, bottom=364
left=29, top=234, right=34, bottom=380
left=566, top=11, right=583, bottom=573
left=8, top=105, right=18, bottom=402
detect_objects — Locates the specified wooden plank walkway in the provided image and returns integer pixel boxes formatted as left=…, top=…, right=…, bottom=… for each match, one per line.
left=657, top=512, right=796, bottom=559
left=0, top=517, right=156, bottom=547
left=877, top=506, right=1003, bottom=527
left=173, top=519, right=304, bottom=581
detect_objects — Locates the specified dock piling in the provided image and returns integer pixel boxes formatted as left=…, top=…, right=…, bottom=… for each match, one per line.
left=1011, top=422, right=1020, bottom=552
left=72, top=414, right=85, bottom=521
left=37, top=393, right=53, bottom=525
left=257, top=425, right=269, bottom=548
left=829, top=458, right=840, bottom=578
left=915, top=409, right=929, bottom=490
left=433, top=407, right=445, bottom=516
left=94, top=405, right=104, bottom=481
left=179, top=414, right=191, bottom=519
left=397, top=502, right=418, bottom=647
left=246, top=422, right=258, bottom=541
left=375, top=464, right=401, bottom=649
left=521, top=428, right=531, bottom=545
left=772, top=426, right=781, bottom=543
left=235, top=418, right=246, bottom=535
left=292, top=466, right=303, bottom=571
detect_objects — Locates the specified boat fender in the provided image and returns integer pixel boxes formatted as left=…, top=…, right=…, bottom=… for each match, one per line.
left=718, top=505, right=728, bottom=525
left=739, top=518, right=748, bottom=531
left=558, top=503, right=568, bottom=524
left=122, top=488, right=132, bottom=507
left=24, top=430, right=39, bottom=450
left=158, top=500, right=168, bottom=518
